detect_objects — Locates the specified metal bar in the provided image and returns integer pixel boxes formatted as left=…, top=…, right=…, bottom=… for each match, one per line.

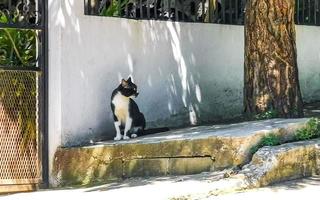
left=161, top=0, right=164, bottom=19
left=181, top=0, right=185, bottom=21
left=95, top=0, right=100, bottom=14
left=89, top=0, right=94, bottom=15
left=84, top=0, right=89, bottom=15
left=316, top=0, right=320, bottom=25
left=0, top=66, right=41, bottom=72
left=175, top=0, right=178, bottom=21
left=8, top=0, right=12, bottom=12
left=222, top=0, right=226, bottom=23
left=229, top=0, right=232, bottom=23
left=8, top=0, right=12, bottom=24
left=154, top=0, right=158, bottom=19
left=213, top=0, right=219, bottom=23
left=296, top=0, right=300, bottom=24
left=140, top=0, right=143, bottom=18
left=235, top=0, right=239, bottom=23
left=314, top=0, right=317, bottom=25
left=147, top=0, right=150, bottom=19
left=133, top=1, right=136, bottom=18
left=0, top=23, right=44, bottom=30
left=39, top=0, right=49, bottom=188
left=202, top=0, right=205, bottom=22
left=308, top=0, right=311, bottom=23
left=241, top=0, right=246, bottom=24
left=302, top=0, right=305, bottom=24
left=125, top=2, right=129, bottom=18
left=168, top=0, right=171, bottom=20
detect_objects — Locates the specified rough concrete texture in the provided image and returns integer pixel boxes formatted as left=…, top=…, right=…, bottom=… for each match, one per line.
left=52, top=118, right=309, bottom=187
left=173, top=139, right=320, bottom=199
left=240, top=138, right=320, bottom=188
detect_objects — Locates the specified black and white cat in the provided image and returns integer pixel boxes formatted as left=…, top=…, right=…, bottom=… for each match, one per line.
left=111, top=77, right=146, bottom=140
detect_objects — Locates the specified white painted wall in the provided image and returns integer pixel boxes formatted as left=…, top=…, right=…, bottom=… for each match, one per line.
left=296, top=26, right=320, bottom=102
left=48, top=0, right=320, bottom=186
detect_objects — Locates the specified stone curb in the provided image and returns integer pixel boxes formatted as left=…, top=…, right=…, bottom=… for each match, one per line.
left=174, top=138, right=320, bottom=199
left=52, top=118, right=309, bottom=187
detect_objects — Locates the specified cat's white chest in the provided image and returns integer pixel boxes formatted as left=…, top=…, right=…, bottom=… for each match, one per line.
left=112, top=92, right=130, bottom=124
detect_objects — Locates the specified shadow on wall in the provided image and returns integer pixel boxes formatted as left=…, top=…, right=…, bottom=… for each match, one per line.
left=50, top=0, right=243, bottom=146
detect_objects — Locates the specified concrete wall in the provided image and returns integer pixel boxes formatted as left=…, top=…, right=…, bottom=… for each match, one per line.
left=48, top=0, right=320, bottom=185
left=296, top=26, right=320, bottom=102
left=49, top=0, right=244, bottom=146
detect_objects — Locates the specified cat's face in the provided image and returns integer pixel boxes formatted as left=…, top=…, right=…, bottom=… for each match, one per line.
left=119, top=77, right=139, bottom=98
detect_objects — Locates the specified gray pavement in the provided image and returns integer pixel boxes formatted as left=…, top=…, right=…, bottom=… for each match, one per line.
left=1, top=174, right=319, bottom=200
left=209, top=176, right=320, bottom=200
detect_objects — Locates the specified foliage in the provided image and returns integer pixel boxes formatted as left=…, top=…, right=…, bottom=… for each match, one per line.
left=250, top=133, right=281, bottom=155
left=100, top=0, right=129, bottom=17
left=254, top=109, right=279, bottom=120
left=250, top=118, right=320, bottom=155
left=0, top=10, right=37, bottom=67
left=295, top=118, right=320, bottom=141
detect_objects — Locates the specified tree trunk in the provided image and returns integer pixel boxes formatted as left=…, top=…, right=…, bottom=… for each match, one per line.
left=244, top=0, right=304, bottom=118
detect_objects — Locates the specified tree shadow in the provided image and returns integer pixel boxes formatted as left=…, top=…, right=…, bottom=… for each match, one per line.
left=84, top=170, right=227, bottom=192
left=266, top=176, right=320, bottom=192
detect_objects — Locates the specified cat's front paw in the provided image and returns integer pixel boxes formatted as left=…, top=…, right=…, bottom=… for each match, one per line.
left=123, top=135, right=130, bottom=140
left=114, top=136, right=122, bottom=141
left=131, top=134, right=137, bottom=138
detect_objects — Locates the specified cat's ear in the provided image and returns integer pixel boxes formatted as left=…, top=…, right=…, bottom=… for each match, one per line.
left=127, top=77, right=132, bottom=83
left=121, top=79, right=128, bottom=87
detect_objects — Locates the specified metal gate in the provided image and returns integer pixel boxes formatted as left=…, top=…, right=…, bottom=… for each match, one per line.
left=0, top=0, right=47, bottom=192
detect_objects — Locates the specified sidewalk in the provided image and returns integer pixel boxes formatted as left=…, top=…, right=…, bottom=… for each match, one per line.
left=0, top=171, right=230, bottom=200
left=209, top=175, right=320, bottom=200
left=1, top=175, right=319, bottom=200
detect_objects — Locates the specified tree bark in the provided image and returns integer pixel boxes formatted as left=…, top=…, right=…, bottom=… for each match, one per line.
left=244, top=0, right=304, bottom=118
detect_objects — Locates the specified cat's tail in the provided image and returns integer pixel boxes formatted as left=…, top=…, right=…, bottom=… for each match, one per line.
left=140, top=127, right=170, bottom=136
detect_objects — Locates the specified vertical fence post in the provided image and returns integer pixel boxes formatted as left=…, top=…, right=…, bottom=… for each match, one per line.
left=175, top=0, right=178, bottom=21
left=302, top=0, right=305, bottom=23
left=125, top=1, right=129, bottom=18
left=155, top=0, right=158, bottom=19
left=228, top=0, right=232, bottom=23
left=147, top=0, right=150, bottom=19
left=181, top=0, right=185, bottom=21
left=168, top=0, right=171, bottom=20
left=314, top=0, right=317, bottom=25
left=235, top=0, right=239, bottom=23
left=84, top=0, right=89, bottom=15
left=202, top=0, right=205, bottom=22
left=308, top=0, right=311, bottom=24
left=221, top=0, right=226, bottom=23
left=296, top=0, right=300, bottom=24
left=140, top=0, right=143, bottom=18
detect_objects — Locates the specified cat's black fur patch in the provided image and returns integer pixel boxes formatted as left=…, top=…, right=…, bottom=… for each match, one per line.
left=111, top=78, right=146, bottom=139
left=111, top=77, right=170, bottom=140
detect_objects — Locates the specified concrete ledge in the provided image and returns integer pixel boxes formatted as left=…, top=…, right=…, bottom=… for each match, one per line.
left=52, top=118, right=309, bottom=187
left=174, top=139, right=320, bottom=199
left=240, top=138, right=320, bottom=187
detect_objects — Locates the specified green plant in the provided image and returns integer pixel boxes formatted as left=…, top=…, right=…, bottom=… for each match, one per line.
left=250, top=133, right=281, bottom=155
left=0, top=10, right=37, bottom=67
left=254, top=109, right=279, bottom=120
left=100, top=0, right=129, bottom=17
left=295, top=118, right=320, bottom=141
